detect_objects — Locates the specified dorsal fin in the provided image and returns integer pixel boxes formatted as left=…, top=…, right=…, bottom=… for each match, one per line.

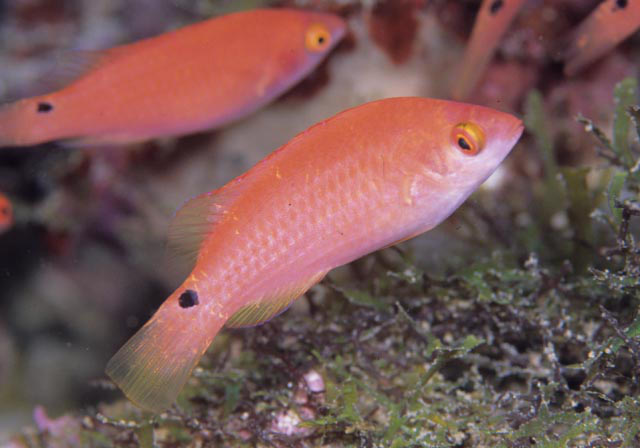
left=167, top=178, right=248, bottom=274
left=226, top=270, right=328, bottom=328
left=43, top=49, right=125, bottom=92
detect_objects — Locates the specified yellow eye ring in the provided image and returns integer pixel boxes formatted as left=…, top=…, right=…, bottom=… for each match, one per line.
left=305, top=23, right=332, bottom=52
left=451, top=122, right=485, bottom=156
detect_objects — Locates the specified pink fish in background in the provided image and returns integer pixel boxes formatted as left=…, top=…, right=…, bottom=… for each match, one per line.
left=451, top=0, right=527, bottom=101
left=0, top=9, right=346, bottom=147
left=0, top=193, right=12, bottom=234
left=106, top=97, right=524, bottom=412
left=563, top=0, right=640, bottom=76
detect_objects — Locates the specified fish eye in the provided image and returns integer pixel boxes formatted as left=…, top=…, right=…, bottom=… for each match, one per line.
left=451, top=122, right=485, bottom=156
left=305, top=23, right=332, bottom=52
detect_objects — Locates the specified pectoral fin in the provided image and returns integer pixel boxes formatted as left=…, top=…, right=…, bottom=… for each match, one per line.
left=167, top=178, right=249, bottom=274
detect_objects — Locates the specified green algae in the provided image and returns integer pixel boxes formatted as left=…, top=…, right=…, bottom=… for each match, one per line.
left=613, top=78, right=638, bottom=169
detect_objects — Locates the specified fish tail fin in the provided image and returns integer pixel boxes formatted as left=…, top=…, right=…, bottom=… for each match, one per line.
left=106, top=290, right=225, bottom=413
left=0, top=102, right=18, bottom=148
left=0, top=100, right=41, bottom=148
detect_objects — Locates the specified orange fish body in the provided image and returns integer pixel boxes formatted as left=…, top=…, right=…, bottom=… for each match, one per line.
left=451, top=0, right=526, bottom=101
left=0, top=9, right=346, bottom=147
left=106, top=97, right=523, bottom=412
left=0, top=193, right=12, bottom=234
left=564, top=0, right=640, bottom=76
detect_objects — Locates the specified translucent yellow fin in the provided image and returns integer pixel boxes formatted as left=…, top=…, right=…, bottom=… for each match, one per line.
left=106, top=292, right=224, bottom=412
left=166, top=178, right=249, bottom=274
left=226, top=270, right=328, bottom=328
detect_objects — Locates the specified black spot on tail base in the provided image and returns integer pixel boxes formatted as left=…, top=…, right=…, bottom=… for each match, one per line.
left=179, top=289, right=199, bottom=308
left=489, top=0, right=504, bottom=15
left=37, top=102, right=54, bottom=113
left=615, top=0, right=627, bottom=9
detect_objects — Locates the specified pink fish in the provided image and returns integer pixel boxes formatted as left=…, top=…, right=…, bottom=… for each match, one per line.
left=0, top=193, right=12, bottom=234
left=564, top=0, right=640, bottom=76
left=451, top=0, right=527, bottom=101
left=0, top=9, right=346, bottom=147
left=106, top=97, right=523, bottom=412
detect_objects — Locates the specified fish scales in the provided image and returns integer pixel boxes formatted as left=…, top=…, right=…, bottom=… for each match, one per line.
left=195, top=136, right=388, bottom=305
left=204, top=115, right=404, bottom=283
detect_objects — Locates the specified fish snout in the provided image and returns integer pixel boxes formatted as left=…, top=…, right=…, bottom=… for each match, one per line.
left=316, top=12, right=348, bottom=47
left=334, top=18, right=348, bottom=42
left=506, top=118, right=525, bottom=150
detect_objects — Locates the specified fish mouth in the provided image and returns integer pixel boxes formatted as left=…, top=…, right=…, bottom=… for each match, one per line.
left=512, top=120, right=525, bottom=141
left=504, top=119, right=525, bottom=151
left=329, top=19, right=348, bottom=47
left=481, top=117, right=524, bottom=173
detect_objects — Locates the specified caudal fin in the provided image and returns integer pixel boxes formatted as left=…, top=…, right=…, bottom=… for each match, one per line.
left=0, top=103, right=16, bottom=148
left=106, top=293, right=225, bottom=412
left=0, top=100, right=38, bottom=147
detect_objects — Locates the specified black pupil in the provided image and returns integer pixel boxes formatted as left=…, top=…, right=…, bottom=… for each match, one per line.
left=179, top=289, right=199, bottom=308
left=458, top=137, right=472, bottom=151
left=616, top=0, right=627, bottom=8
left=317, top=35, right=325, bottom=45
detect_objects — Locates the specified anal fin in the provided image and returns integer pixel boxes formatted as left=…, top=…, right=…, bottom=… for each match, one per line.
left=226, top=270, right=328, bottom=328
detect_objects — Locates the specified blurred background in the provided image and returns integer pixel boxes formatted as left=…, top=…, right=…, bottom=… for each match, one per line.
left=0, top=0, right=638, bottom=444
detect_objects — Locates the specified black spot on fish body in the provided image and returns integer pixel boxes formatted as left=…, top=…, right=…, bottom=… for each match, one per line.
left=37, top=102, right=53, bottom=113
left=615, top=0, right=627, bottom=9
left=179, top=289, right=199, bottom=308
left=490, top=0, right=504, bottom=15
